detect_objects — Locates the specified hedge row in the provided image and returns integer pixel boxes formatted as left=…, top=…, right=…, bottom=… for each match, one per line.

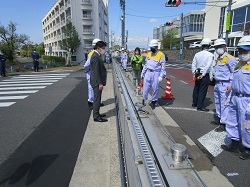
left=42, top=55, right=65, bottom=62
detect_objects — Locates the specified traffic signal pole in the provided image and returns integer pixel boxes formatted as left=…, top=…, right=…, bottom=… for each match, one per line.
left=179, top=13, right=183, bottom=61
left=120, top=0, right=125, bottom=49
left=225, top=0, right=232, bottom=43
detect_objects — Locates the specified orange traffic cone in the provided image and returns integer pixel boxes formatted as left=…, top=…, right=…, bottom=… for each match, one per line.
left=139, top=79, right=143, bottom=93
left=162, top=77, right=173, bottom=99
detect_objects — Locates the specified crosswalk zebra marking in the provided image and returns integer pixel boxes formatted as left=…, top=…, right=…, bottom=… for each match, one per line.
left=0, top=83, right=53, bottom=87
left=0, top=102, right=16, bottom=107
left=0, top=96, right=29, bottom=100
left=0, top=90, right=39, bottom=95
left=0, top=86, right=46, bottom=91
left=0, top=73, right=69, bottom=107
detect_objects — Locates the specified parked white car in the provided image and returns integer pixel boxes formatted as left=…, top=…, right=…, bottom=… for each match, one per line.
left=189, top=41, right=201, bottom=48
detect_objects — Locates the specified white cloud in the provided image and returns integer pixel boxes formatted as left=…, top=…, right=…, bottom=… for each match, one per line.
left=149, top=18, right=158, bottom=23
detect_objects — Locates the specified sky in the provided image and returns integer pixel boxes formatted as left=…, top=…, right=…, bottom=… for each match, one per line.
left=0, top=0, right=206, bottom=50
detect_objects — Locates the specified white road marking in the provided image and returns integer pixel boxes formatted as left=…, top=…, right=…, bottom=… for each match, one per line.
left=0, top=95, right=29, bottom=100
left=0, top=102, right=16, bottom=107
left=9, top=77, right=63, bottom=80
left=198, top=130, right=231, bottom=157
left=170, top=75, right=175, bottom=78
left=0, top=83, right=53, bottom=87
left=0, top=86, right=46, bottom=91
left=3, top=78, right=61, bottom=82
left=164, top=106, right=215, bottom=114
left=180, top=80, right=188, bottom=84
left=0, top=90, right=39, bottom=94
left=18, top=73, right=69, bottom=77
left=0, top=80, right=58, bottom=84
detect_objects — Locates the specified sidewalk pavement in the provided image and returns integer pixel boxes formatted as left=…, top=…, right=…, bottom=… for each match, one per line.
left=69, top=67, right=121, bottom=187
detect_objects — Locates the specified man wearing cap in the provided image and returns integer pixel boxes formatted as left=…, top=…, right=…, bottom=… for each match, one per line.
left=211, top=38, right=237, bottom=132
left=191, top=38, right=213, bottom=111
left=221, top=35, right=250, bottom=159
left=141, top=39, right=166, bottom=109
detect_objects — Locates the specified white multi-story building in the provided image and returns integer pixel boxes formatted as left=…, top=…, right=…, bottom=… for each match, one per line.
left=42, top=0, right=109, bottom=63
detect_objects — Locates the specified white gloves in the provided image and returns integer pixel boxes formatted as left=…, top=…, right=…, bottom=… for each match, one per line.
left=246, top=103, right=250, bottom=114
left=158, top=77, right=163, bottom=82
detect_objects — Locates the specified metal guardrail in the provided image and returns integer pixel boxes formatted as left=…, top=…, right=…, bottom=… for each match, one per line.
left=112, top=57, right=207, bottom=187
left=113, top=59, right=165, bottom=187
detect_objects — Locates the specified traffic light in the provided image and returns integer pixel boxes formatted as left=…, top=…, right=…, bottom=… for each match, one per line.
left=165, top=22, right=173, bottom=26
left=166, top=0, right=181, bottom=7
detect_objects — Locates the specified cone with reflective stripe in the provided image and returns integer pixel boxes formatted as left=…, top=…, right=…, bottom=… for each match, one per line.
left=162, top=77, right=173, bottom=99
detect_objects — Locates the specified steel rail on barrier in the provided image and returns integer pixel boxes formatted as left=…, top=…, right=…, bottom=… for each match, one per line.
left=113, top=58, right=165, bottom=187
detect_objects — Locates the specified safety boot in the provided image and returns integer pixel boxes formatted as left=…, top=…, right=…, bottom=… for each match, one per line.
left=221, top=140, right=240, bottom=155
left=88, top=101, right=93, bottom=110
left=210, top=117, right=221, bottom=125
left=149, top=100, right=156, bottom=109
left=239, top=148, right=250, bottom=160
left=214, top=124, right=226, bottom=132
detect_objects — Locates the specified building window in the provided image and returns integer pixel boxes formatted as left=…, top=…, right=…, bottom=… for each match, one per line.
left=233, top=7, right=246, bottom=25
left=83, top=25, right=92, bottom=32
left=246, top=6, right=250, bottom=22
left=83, top=11, right=91, bottom=18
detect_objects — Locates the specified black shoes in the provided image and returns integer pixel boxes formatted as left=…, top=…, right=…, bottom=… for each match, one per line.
left=149, top=101, right=156, bottom=109
left=100, top=103, right=104, bottom=107
left=99, top=113, right=106, bottom=117
left=221, top=140, right=240, bottom=155
left=214, top=124, right=226, bottom=132
left=197, top=108, right=209, bottom=112
left=88, top=101, right=93, bottom=110
left=239, top=148, right=250, bottom=160
left=94, top=117, right=108, bottom=122
left=192, top=103, right=197, bottom=107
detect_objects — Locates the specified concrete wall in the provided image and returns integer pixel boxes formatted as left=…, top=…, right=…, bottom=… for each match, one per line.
left=164, top=49, right=200, bottom=62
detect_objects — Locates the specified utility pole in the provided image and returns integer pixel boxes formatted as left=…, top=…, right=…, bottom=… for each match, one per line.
left=178, top=13, right=183, bottom=61
left=111, top=30, right=114, bottom=51
left=225, top=0, right=232, bottom=43
left=120, top=0, right=125, bottom=49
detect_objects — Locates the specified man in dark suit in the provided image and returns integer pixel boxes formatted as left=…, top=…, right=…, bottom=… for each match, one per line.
left=90, top=41, right=108, bottom=122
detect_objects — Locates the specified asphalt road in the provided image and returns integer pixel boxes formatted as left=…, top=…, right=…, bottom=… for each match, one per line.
left=0, top=70, right=91, bottom=187
left=157, top=61, right=249, bottom=187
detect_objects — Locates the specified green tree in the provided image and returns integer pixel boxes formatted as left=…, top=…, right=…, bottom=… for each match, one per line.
left=59, top=21, right=81, bottom=54
left=161, top=28, right=179, bottom=50
left=36, top=42, right=45, bottom=56
left=0, top=22, right=29, bottom=63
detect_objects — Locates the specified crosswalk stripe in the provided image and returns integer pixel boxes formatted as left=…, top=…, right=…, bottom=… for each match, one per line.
left=198, top=130, right=231, bottom=157
left=0, top=80, right=58, bottom=84
left=0, top=96, right=29, bottom=100
left=18, top=73, right=69, bottom=77
left=4, top=78, right=62, bottom=81
left=0, top=83, right=53, bottom=87
left=0, top=86, right=46, bottom=91
left=0, top=90, right=39, bottom=94
left=0, top=102, right=16, bottom=107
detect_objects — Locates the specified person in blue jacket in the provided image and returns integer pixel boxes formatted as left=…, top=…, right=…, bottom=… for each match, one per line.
left=0, top=51, right=7, bottom=77
left=31, top=49, right=40, bottom=72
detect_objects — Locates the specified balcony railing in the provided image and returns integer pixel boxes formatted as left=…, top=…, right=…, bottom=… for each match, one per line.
left=83, top=14, right=91, bottom=19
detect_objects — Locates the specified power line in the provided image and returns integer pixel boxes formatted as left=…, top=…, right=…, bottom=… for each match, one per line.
left=205, top=0, right=221, bottom=13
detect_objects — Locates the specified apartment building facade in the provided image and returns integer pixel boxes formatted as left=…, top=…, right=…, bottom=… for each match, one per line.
left=42, top=0, right=109, bottom=63
left=153, top=10, right=205, bottom=48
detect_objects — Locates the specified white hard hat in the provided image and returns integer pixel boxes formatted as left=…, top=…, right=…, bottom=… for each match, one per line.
left=214, top=38, right=226, bottom=46
left=149, top=39, right=158, bottom=47
left=237, top=35, right=250, bottom=50
left=92, top=38, right=101, bottom=46
left=201, top=38, right=212, bottom=46
left=121, top=47, right=124, bottom=50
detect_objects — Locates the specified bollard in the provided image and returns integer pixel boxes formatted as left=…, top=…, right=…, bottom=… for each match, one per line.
left=171, top=143, right=187, bottom=163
